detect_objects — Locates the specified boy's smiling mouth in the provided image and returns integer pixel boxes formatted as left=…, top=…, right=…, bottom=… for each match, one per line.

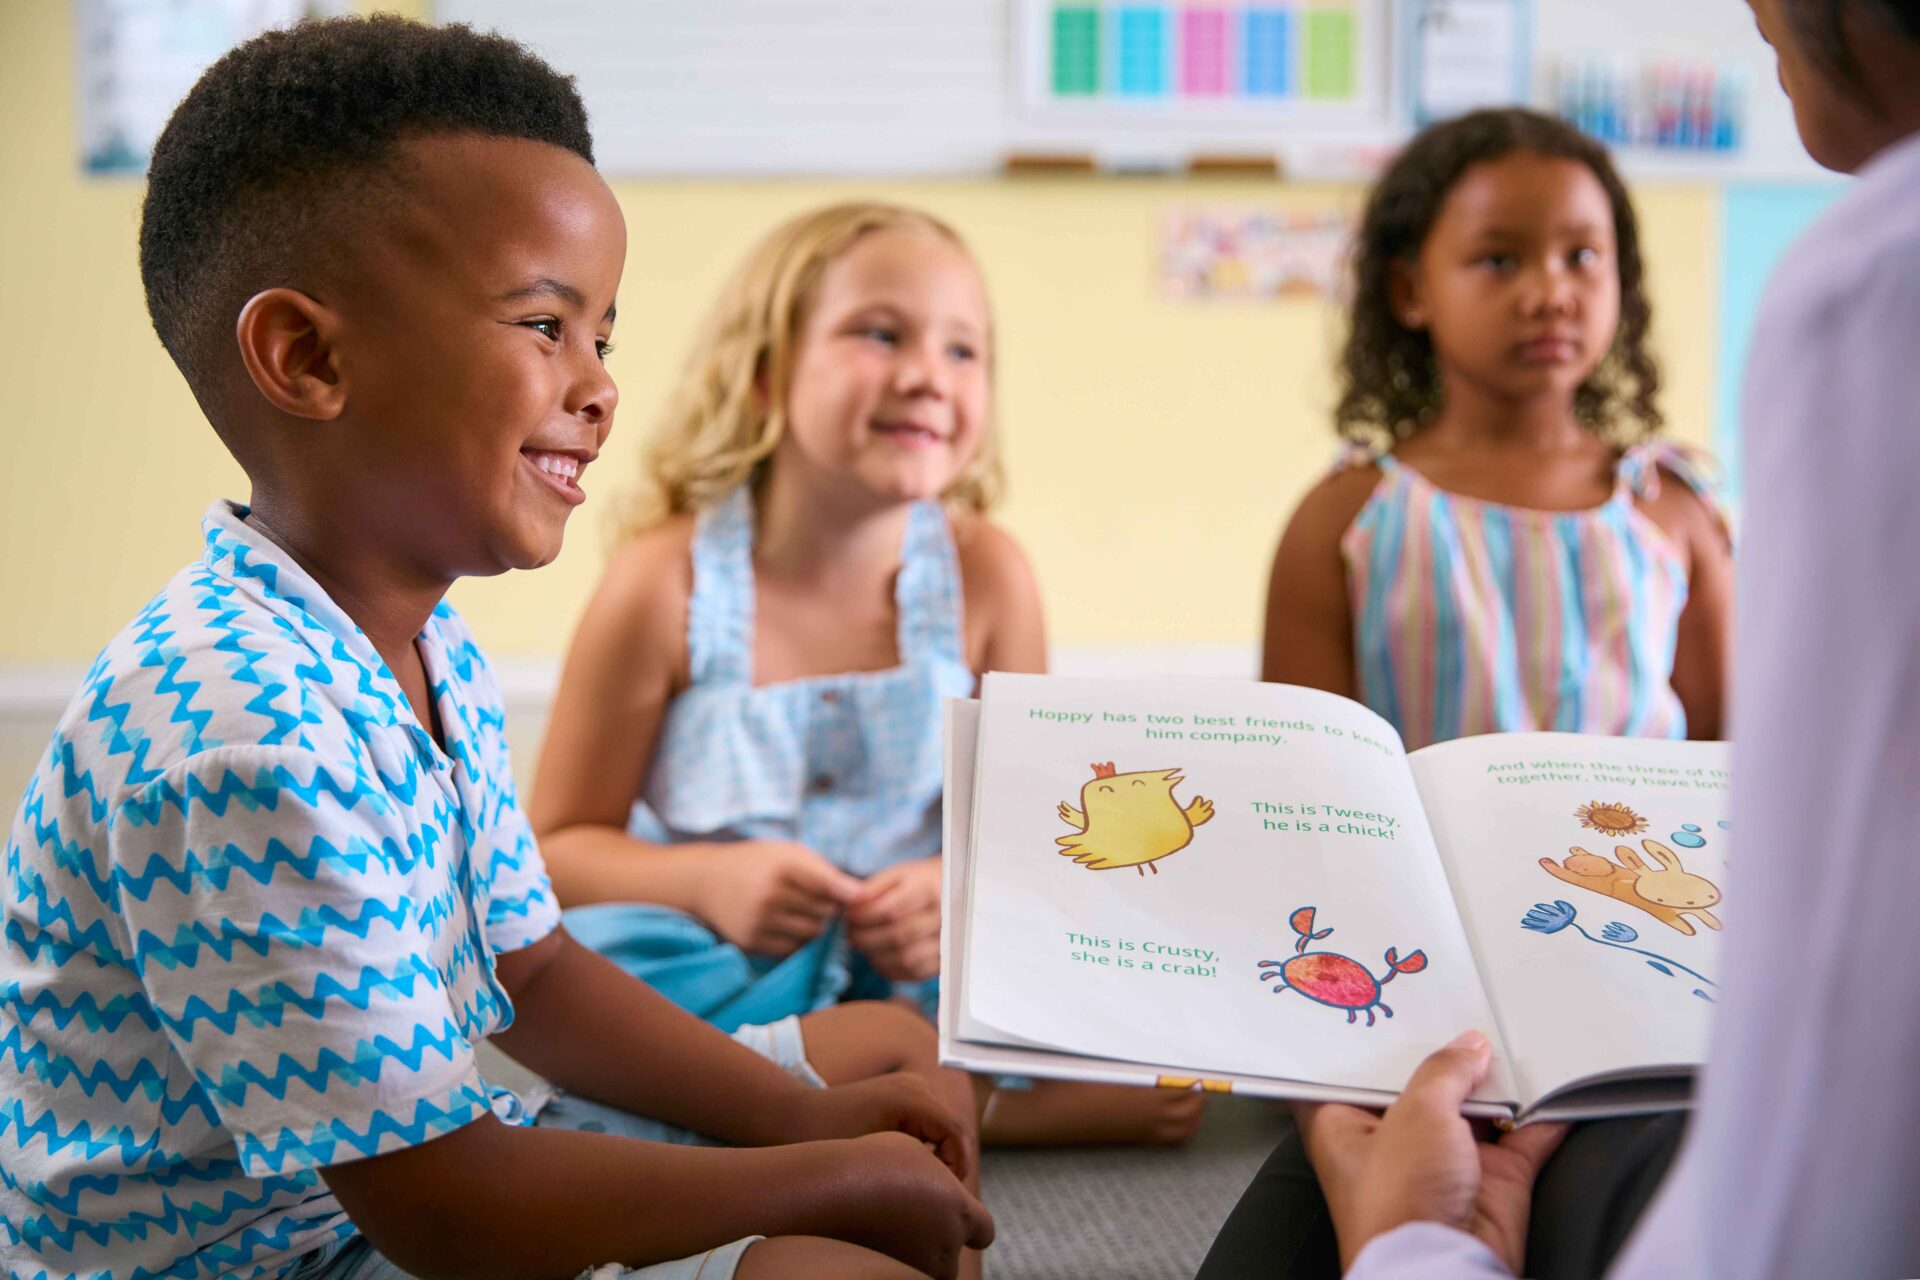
left=522, top=447, right=593, bottom=504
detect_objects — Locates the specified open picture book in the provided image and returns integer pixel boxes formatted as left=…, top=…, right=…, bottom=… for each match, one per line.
left=940, top=673, right=1731, bottom=1123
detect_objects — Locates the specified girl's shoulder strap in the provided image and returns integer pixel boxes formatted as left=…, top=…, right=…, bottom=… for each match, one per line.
left=896, top=499, right=966, bottom=665
left=1330, top=438, right=1404, bottom=482
left=1620, top=440, right=1736, bottom=545
left=1334, top=438, right=1390, bottom=471
left=685, top=485, right=756, bottom=685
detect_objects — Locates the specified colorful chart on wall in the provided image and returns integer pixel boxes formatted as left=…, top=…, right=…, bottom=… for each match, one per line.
left=1018, top=1, right=1393, bottom=126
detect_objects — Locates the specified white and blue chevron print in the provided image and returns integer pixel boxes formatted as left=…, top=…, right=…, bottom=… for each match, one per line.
left=1, top=502, right=561, bottom=1280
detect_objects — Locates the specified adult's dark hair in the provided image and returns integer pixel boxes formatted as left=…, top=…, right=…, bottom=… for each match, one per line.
left=139, top=15, right=593, bottom=429
left=1783, top=0, right=1920, bottom=100
left=1334, top=107, right=1659, bottom=448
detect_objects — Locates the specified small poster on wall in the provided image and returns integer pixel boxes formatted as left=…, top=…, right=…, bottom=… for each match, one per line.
left=1161, top=206, right=1355, bottom=301
left=76, top=0, right=346, bottom=176
left=1405, top=0, right=1531, bottom=125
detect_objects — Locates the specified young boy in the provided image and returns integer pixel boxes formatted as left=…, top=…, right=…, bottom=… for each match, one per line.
left=0, top=17, right=989, bottom=1280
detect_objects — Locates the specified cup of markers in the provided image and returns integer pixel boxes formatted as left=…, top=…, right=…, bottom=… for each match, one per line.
left=1546, top=57, right=1743, bottom=153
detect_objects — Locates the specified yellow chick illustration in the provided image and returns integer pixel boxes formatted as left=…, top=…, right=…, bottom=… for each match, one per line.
left=1056, top=762, right=1215, bottom=876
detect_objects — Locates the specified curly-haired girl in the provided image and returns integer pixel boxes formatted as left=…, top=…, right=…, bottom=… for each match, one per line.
left=1261, top=108, right=1734, bottom=749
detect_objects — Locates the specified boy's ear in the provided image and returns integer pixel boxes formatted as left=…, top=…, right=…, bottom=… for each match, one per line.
left=234, top=288, right=347, bottom=421
left=1386, top=259, right=1426, bottom=330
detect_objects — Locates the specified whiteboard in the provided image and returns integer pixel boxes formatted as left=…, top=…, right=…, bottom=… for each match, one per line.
left=437, top=0, right=1406, bottom=175
left=438, top=0, right=1827, bottom=181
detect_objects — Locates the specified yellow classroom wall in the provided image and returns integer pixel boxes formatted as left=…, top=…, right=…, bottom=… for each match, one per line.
left=0, top=1, right=1719, bottom=668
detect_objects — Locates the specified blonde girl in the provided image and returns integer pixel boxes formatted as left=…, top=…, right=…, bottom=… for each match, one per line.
left=532, top=202, right=1200, bottom=1146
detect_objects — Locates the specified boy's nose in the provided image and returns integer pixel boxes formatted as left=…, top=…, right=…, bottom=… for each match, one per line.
left=568, top=357, right=618, bottom=435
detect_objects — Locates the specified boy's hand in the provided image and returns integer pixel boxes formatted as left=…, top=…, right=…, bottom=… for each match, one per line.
left=803, top=1132, right=995, bottom=1279
left=1292, top=1030, right=1566, bottom=1274
left=694, top=840, right=861, bottom=957
left=846, top=856, right=943, bottom=981
left=790, top=1071, right=977, bottom=1183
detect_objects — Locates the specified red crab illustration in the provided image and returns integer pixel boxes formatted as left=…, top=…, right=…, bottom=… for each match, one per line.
left=1256, top=906, right=1429, bottom=1027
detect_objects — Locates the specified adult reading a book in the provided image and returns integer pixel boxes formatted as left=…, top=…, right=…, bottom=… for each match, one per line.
left=1202, top=1, right=1920, bottom=1276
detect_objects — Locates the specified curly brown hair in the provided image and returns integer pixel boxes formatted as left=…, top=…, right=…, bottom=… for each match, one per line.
left=1335, top=108, right=1661, bottom=448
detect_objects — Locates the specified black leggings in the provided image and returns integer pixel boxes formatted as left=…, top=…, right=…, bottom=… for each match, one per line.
left=1195, top=1113, right=1687, bottom=1280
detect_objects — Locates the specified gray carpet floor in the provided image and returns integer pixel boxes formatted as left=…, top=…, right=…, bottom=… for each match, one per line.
left=978, top=1096, right=1288, bottom=1280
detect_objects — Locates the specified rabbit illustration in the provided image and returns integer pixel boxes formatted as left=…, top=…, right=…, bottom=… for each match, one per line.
left=1538, top=838, right=1722, bottom=936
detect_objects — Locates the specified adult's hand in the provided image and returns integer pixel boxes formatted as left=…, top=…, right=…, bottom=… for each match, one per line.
left=1292, top=1030, right=1567, bottom=1274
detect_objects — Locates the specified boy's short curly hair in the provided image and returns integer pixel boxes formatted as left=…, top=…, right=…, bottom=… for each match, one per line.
left=1336, top=108, right=1659, bottom=448
left=139, top=15, right=593, bottom=422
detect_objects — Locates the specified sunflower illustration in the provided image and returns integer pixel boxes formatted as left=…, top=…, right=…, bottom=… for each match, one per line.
left=1574, top=801, right=1649, bottom=838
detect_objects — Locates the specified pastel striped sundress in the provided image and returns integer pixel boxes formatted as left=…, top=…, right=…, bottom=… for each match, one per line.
left=1340, top=442, right=1726, bottom=751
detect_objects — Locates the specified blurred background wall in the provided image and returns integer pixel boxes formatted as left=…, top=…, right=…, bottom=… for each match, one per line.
left=0, top=0, right=1835, bottom=799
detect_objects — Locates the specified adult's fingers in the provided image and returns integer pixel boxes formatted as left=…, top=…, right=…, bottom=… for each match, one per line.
left=1497, top=1118, right=1570, bottom=1172
left=1290, top=1099, right=1379, bottom=1163
left=1397, top=1030, right=1494, bottom=1117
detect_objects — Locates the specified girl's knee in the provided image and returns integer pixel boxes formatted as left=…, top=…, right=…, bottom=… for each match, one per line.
left=803, top=1000, right=937, bottom=1075
left=733, top=1235, right=923, bottom=1280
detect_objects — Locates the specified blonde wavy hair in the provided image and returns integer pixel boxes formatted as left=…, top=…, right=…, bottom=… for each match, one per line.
left=621, top=201, right=1004, bottom=535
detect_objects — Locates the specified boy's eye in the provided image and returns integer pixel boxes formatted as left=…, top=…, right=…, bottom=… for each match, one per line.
left=1570, top=246, right=1601, bottom=268
left=596, top=338, right=615, bottom=361
left=948, top=342, right=978, bottom=362
left=1477, top=253, right=1517, bottom=272
left=859, top=326, right=900, bottom=346
left=524, top=318, right=561, bottom=341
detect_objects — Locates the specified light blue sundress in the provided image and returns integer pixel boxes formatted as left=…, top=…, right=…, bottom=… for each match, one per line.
left=565, top=484, right=975, bottom=1030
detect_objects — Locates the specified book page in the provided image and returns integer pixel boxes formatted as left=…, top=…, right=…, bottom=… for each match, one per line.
left=943, top=698, right=1470, bottom=1112
left=1410, top=733, right=1729, bottom=1108
left=961, top=674, right=1517, bottom=1102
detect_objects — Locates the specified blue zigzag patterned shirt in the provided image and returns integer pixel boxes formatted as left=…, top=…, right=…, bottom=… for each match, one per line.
left=1, top=502, right=562, bottom=1279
